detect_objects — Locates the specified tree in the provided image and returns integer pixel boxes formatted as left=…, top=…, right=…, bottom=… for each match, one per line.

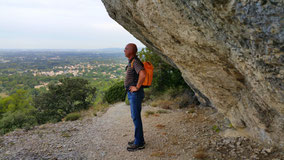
left=0, top=89, right=37, bottom=135
left=34, top=77, right=96, bottom=124
left=0, top=89, right=34, bottom=118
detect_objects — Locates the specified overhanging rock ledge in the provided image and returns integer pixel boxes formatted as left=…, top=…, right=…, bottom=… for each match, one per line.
left=102, top=0, right=284, bottom=146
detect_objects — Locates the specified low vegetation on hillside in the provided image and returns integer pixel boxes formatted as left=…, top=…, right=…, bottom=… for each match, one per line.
left=0, top=77, right=96, bottom=134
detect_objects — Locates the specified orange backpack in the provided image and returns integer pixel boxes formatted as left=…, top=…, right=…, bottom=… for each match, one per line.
left=131, top=60, right=154, bottom=87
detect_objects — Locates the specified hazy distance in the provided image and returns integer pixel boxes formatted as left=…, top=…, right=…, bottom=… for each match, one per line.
left=0, top=0, right=145, bottom=49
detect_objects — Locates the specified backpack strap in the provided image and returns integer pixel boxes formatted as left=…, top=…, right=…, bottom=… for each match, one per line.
left=131, top=59, right=135, bottom=68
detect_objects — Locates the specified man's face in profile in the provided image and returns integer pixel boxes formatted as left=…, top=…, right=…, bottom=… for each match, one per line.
left=124, top=44, right=132, bottom=58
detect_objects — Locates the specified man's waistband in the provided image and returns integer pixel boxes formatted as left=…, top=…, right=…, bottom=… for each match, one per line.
left=125, top=86, right=144, bottom=92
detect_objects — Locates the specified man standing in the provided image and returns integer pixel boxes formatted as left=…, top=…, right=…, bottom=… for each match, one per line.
left=124, top=43, right=146, bottom=151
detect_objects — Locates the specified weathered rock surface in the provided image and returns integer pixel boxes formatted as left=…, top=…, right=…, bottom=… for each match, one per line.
left=101, top=0, right=284, bottom=146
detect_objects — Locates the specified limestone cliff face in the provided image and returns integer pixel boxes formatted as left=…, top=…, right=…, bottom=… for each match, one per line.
left=102, top=0, right=284, bottom=146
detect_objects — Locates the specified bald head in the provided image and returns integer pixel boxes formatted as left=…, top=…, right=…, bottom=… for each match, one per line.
left=127, top=43, right=137, bottom=54
left=124, top=43, right=137, bottom=59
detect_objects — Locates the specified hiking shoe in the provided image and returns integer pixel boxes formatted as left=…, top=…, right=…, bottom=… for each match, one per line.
left=128, top=140, right=145, bottom=146
left=127, top=143, right=145, bottom=152
left=128, top=140, right=135, bottom=146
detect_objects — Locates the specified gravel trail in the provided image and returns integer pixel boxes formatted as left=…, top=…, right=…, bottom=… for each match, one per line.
left=0, top=102, right=283, bottom=160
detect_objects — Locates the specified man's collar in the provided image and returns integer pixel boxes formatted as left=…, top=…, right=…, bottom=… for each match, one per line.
left=128, top=55, right=137, bottom=63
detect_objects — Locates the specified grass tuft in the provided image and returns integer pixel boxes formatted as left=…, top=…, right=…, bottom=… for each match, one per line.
left=144, top=110, right=155, bottom=117
left=93, top=103, right=109, bottom=117
left=156, top=110, right=169, bottom=114
left=65, top=113, right=81, bottom=121
left=212, top=125, right=220, bottom=133
left=150, top=99, right=174, bottom=109
left=61, top=131, right=71, bottom=137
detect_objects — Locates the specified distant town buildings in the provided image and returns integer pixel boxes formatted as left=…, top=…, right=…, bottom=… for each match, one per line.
left=30, top=62, right=126, bottom=79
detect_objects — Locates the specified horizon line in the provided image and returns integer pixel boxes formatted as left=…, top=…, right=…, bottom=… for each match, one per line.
left=0, top=47, right=145, bottom=50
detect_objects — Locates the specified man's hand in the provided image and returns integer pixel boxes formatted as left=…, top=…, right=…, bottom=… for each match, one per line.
left=129, top=86, right=138, bottom=92
left=129, top=69, right=146, bottom=92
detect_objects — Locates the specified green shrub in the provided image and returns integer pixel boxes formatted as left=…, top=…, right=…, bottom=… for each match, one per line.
left=144, top=110, right=155, bottom=117
left=125, top=94, right=130, bottom=105
left=0, top=89, right=38, bottom=135
left=34, top=77, right=96, bottom=124
left=212, top=125, right=220, bottom=133
left=0, top=110, right=38, bottom=135
left=103, top=81, right=126, bottom=104
left=0, top=89, right=34, bottom=119
left=65, top=112, right=81, bottom=121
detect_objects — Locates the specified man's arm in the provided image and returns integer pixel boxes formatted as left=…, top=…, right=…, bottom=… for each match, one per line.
left=136, top=69, right=146, bottom=89
left=129, top=70, right=146, bottom=92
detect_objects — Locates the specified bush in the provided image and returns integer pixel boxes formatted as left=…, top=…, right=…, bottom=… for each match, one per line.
left=0, top=89, right=34, bottom=119
left=125, top=94, right=129, bottom=105
left=34, top=77, right=96, bottom=124
left=65, top=112, right=81, bottom=121
left=0, top=110, right=38, bottom=135
left=103, top=81, right=126, bottom=104
left=0, top=89, right=38, bottom=135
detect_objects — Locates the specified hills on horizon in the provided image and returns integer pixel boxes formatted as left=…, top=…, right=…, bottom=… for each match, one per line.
left=0, top=47, right=144, bottom=55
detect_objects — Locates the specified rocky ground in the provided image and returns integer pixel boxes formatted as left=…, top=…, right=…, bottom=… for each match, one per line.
left=0, top=102, right=283, bottom=160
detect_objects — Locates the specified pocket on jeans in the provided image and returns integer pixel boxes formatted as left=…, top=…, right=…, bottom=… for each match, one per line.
left=127, top=92, right=132, bottom=99
left=131, top=91, right=138, bottom=94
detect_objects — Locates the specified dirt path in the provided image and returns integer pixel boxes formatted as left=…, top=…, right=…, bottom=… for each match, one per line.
left=0, top=102, right=283, bottom=160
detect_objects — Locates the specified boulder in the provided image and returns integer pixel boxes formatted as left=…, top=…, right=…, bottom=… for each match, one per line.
left=102, top=0, right=284, bottom=146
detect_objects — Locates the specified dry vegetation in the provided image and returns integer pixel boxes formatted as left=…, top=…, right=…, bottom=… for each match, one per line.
left=193, top=146, right=208, bottom=159
left=148, top=87, right=197, bottom=110
left=155, top=124, right=166, bottom=129
left=92, top=103, right=110, bottom=117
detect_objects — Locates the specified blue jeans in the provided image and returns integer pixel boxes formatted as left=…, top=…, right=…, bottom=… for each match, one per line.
left=127, top=88, right=145, bottom=145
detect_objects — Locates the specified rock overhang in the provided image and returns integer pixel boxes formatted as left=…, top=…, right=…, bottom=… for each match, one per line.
left=102, top=0, right=284, bottom=146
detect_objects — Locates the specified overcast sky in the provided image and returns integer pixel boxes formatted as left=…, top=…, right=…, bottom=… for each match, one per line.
left=0, top=0, right=145, bottom=49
